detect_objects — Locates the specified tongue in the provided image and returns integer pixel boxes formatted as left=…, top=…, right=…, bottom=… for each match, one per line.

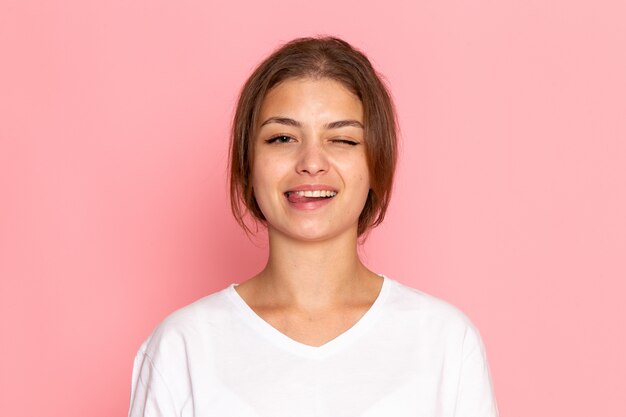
left=287, top=193, right=327, bottom=203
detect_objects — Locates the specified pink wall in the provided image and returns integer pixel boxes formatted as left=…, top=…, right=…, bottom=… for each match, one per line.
left=1, top=0, right=625, bottom=416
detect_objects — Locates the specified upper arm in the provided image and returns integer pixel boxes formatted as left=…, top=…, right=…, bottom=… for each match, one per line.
left=453, top=324, right=499, bottom=417
left=128, top=350, right=179, bottom=417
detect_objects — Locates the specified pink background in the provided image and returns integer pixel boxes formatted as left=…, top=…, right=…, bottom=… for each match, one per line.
left=1, top=0, right=625, bottom=416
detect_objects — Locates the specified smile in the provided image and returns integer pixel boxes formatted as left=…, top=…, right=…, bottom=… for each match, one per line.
left=284, top=189, right=338, bottom=207
left=285, top=190, right=337, bottom=198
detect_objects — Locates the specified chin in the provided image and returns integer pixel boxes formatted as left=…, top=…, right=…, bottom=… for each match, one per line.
left=271, top=222, right=357, bottom=243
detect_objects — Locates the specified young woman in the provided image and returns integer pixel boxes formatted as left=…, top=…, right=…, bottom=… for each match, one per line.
left=129, top=37, right=499, bottom=417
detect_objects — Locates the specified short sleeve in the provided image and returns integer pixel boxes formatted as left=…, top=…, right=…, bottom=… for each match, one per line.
left=454, top=325, right=499, bottom=417
left=128, top=350, right=178, bottom=417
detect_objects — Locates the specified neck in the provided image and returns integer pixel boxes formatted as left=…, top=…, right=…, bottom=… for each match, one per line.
left=253, top=227, right=376, bottom=311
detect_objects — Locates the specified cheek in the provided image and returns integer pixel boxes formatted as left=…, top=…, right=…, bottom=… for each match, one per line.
left=356, top=160, right=371, bottom=190
left=336, top=155, right=370, bottom=195
left=250, top=151, right=272, bottom=189
left=361, top=171, right=370, bottom=188
left=250, top=153, right=287, bottom=207
left=342, top=161, right=371, bottom=213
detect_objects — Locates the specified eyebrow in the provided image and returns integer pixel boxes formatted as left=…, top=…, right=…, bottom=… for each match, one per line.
left=325, top=120, right=364, bottom=129
left=260, top=117, right=364, bottom=129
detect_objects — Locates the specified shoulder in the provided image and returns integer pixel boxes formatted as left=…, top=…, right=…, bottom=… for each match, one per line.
left=385, top=277, right=472, bottom=322
left=136, top=285, right=236, bottom=360
left=382, top=276, right=485, bottom=350
left=377, top=277, right=499, bottom=416
left=129, top=286, right=237, bottom=414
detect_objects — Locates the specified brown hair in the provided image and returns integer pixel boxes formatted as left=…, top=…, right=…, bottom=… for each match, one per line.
left=229, top=36, right=398, bottom=237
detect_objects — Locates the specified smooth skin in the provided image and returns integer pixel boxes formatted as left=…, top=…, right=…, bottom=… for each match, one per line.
left=235, top=78, right=384, bottom=347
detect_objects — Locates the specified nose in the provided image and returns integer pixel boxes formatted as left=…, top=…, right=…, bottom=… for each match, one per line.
left=295, top=142, right=329, bottom=176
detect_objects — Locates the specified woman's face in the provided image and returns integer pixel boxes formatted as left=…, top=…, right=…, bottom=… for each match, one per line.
left=251, top=77, right=370, bottom=242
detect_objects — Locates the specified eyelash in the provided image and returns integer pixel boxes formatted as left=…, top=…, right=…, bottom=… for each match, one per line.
left=332, top=139, right=359, bottom=146
left=265, top=136, right=359, bottom=146
left=265, top=135, right=294, bottom=144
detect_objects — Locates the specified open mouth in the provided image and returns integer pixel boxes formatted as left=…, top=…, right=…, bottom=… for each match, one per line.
left=284, top=190, right=337, bottom=203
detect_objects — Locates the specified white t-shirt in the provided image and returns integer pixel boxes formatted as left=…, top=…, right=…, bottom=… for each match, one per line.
left=128, top=276, right=499, bottom=417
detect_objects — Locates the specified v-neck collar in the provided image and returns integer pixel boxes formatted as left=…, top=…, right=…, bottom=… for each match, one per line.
left=226, top=275, right=391, bottom=359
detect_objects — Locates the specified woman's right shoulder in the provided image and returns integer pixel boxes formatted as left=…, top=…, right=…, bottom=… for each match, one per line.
left=136, top=285, right=236, bottom=358
left=129, top=286, right=239, bottom=415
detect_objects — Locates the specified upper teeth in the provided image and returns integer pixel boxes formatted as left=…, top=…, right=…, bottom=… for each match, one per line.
left=291, top=190, right=337, bottom=197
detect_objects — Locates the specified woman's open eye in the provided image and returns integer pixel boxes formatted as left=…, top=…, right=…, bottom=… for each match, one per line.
left=265, top=135, right=294, bottom=144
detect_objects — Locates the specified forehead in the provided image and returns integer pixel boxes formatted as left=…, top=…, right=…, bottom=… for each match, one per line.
left=258, top=77, right=363, bottom=125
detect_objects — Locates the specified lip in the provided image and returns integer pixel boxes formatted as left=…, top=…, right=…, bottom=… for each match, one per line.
left=284, top=184, right=339, bottom=193
left=283, top=184, right=338, bottom=211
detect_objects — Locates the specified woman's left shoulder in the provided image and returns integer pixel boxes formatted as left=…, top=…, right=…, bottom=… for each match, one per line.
left=381, top=276, right=484, bottom=338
